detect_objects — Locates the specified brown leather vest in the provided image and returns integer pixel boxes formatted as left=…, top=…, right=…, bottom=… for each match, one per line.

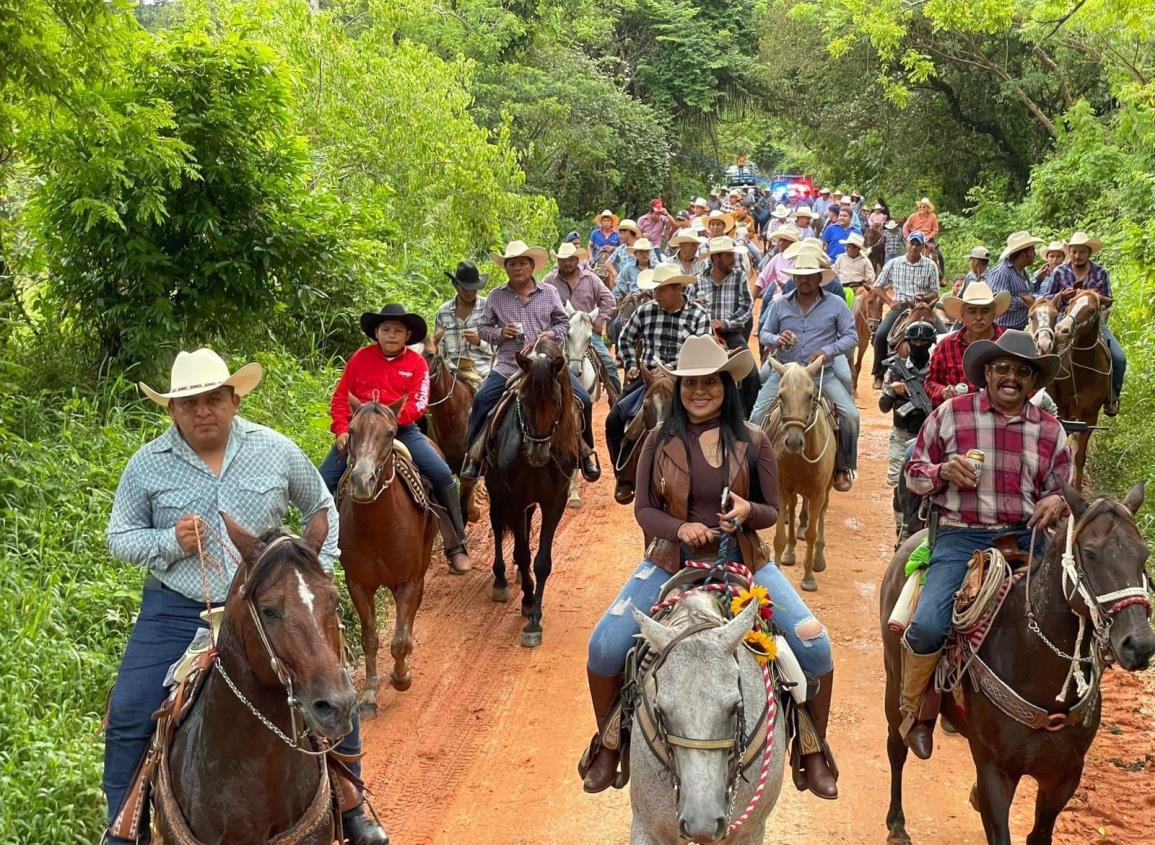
left=644, top=433, right=771, bottom=574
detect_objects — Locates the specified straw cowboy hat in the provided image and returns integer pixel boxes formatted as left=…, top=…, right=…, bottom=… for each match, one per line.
left=628, top=237, right=655, bottom=253
left=668, top=230, right=704, bottom=248
left=783, top=238, right=833, bottom=268
left=618, top=218, right=642, bottom=236
left=917, top=197, right=936, bottom=212
left=967, top=246, right=991, bottom=262
left=594, top=209, right=620, bottom=227
left=769, top=224, right=801, bottom=245
left=140, top=348, right=264, bottom=406
left=658, top=334, right=754, bottom=382
left=782, top=252, right=836, bottom=284
left=705, top=235, right=739, bottom=256
left=771, top=204, right=790, bottom=220
left=963, top=329, right=1060, bottom=389
left=445, top=259, right=488, bottom=290
left=818, top=187, right=831, bottom=195
left=693, top=197, right=710, bottom=209
left=942, top=280, right=1012, bottom=321
left=999, top=230, right=1045, bottom=262
left=702, top=210, right=735, bottom=234
left=1043, top=240, right=1068, bottom=259
left=1067, top=231, right=1102, bottom=254
left=884, top=219, right=898, bottom=230
left=491, top=240, right=549, bottom=272
left=554, top=242, right=588, bottom=261
left=839, top=231, right=866, bottom=250
left=794, top=206, right=814, bottom=219
left=638, top=262, right=696, bottom=291
left=360, top=303, right=429, bottom=342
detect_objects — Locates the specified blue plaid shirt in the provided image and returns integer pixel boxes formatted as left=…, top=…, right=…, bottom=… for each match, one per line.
left=107, top=416, right=339, bottom=602
left=1040, top=261, right=1111, bottom=299
left=987, top=259, right=1033, bottom=329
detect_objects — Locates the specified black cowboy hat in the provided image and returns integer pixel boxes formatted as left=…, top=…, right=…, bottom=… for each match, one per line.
left=360, top=303, right=428, bottom=343
left=444, top=260, right=488, bottom=291
left=963, top=329, right=1059, bottom=390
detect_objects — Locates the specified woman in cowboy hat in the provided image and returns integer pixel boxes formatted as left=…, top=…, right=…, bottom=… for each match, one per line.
left=589, top=209, right=621, bottom=259
left=581, top=335, right=839, bottom=799
left=756, top=224, right=801, bottom=306
left=322, top=303, right=474, bottom=574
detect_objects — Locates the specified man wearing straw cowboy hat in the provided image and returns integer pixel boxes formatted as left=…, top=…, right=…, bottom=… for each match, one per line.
left=434, top=260, right=494, bottom=378
left=752, top=253, right=861, bottom=492
left=987, top=230, right=1044, bottom=330
left=607, top=263, right=712, bottom=503
left=1041, top=231, right=1126, bottom=414
left=666, top=229, right=707, bottom=278
left=832, top=231, right=875, bottom=291
left=460, top=240, right=600, bottom=483
left=609, top=218, right=658, bottom=281
left=542, top=240, right=621, bottom=395
left=869, top=230, right=942, bottom=389
left=793, top=205, right=817, bottom=240
left=103, top=350, right=390, bottom=845
left=958, top=246, right=991, bottom=297
left=926, top=281, right=1009, bottom=406
left=901, top=330, right=1070, bottom=757
left=756, top=224, right=801, bottom=306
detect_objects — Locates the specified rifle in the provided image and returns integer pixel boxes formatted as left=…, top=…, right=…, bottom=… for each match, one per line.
left=881, top=354, right=931, bottom=416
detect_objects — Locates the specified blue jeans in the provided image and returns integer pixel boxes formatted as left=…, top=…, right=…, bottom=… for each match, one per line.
left=103, top=581, right=364, bottom=838
left=319, top=423, right=454, bottom=493
left=903, top=526, right=1035, bottom=655
left=588, top=558, right=834, bottom=679
left=1102, top=324, right=1126, bottom=396
left=750, top=364, right=860, bottom=471
left=464, top=369, right=594, bottom=452
left=590, top=334, right=622, bottom=393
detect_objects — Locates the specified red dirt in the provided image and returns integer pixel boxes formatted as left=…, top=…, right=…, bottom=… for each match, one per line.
left=355, top=372, right=1155, bottom=844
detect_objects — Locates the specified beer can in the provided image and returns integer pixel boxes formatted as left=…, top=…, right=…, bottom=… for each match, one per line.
left=955, top=383, right=969, bottom=395
left=966, top=449, right=985, bottom=474
left=512, top=321, right=525, bottom=337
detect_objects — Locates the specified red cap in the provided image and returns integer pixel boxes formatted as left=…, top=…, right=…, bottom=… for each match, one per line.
left=651, top=198, right=663, bottom=210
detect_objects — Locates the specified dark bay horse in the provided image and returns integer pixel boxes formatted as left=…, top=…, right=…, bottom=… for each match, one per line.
left=340, top=396, right=438, bottom=716
left=161, top=513, right=353, bottom=844
left=422, top=335, right=481, bottom=521
left=484, top=338, right=579, bottom=648
left=880, top=482, right=1155, bottom=845
left=865, top=222, right=886, bottom=273
left=613, top=365, right=676, bottom=504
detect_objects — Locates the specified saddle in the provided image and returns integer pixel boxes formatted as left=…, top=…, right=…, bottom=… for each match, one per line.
left=447, top=356, right=483, bottom=393
left=479, top=371, right=585, bottom=462
left=886, top=306, right=914, bottom=348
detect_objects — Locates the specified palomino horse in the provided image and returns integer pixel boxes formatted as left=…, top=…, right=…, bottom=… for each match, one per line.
left=485, top=338, right=580, bottom=647
left=881, top=482, right=1154, bottom=845
left=630, top=595, right=786, bottom=844
left=423, top=335, right=482, bottom=522
left=1051, top=289, right=1113, bottom=490
left=850, top=282, right=883, bottom=397
left=159, top=513, right=354, bottom=844
left=613, top=366, right=676, bottom=504
left=340, top=396, right=438, bottom=716
left=564, top=303, right=600, bottom=509
left=763, top=358, right=837, bottom=592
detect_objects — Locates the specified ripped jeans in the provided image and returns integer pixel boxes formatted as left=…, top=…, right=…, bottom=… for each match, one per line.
left=587, top=559, right=834, bottom=678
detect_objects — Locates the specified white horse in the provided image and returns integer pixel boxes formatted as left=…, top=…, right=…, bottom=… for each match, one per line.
left=564, top=303, right=600, bottom=509
left=630, top=594, right=786, bottom=844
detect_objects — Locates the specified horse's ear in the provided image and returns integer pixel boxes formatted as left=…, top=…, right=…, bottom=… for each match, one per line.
left=387, top=394, right=406, bottom=418
left=348, top=393, right=362, bottom=414
left=768, top=356, right=787, bottom=376
left=515, top=347, right=532, bottom=371
left=712, top=601, right=759, bottom=654
left=1121, top=480, right=1146, bottom=516
left=632, top=608, right=675, bottom=652
left=804, top=357, right=824, bottom=378
left=221, top=513, right=265, bottom=565
left=301, top=509, right=329, bottom=555
left=588, top=307, right=599, bottom=322
left=641, top=366, right=655, bottom=386
left=1061, top=481, right=1088, bottom=520
left=1098, top=294, right=1114, bottom=308
left=564, top=300, right=575, bottom=316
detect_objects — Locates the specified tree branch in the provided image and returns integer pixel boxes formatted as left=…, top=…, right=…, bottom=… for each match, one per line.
left=919, top=77, right=1030, bottom=186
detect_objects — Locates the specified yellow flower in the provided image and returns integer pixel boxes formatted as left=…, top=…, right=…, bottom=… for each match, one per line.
left=742, top=629, right=777, bottom=664
left=730, top=584, right=771, bottom=617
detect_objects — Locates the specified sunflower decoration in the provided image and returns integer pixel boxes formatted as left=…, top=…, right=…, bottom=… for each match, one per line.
left=743, top=629, right=778, bottom=664
left=730, top=584, right=772, bottom=619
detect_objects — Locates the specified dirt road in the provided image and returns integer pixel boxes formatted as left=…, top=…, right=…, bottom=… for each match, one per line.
left=356, top=376, right=1155, bottom=844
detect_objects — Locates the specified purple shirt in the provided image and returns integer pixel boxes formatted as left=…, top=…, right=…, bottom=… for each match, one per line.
left=478, top=282, right=570, bottom=378
left=541, top=266, right=616, bottom=324
left=1042, top=261, right=1111, bottom=299
left=637, top=211, right=668, bottom=245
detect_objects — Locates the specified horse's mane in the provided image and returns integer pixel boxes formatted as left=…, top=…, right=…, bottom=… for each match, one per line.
left=662, top=590, right=728, bottom=630
left=244, top=527, right=328, bottom=599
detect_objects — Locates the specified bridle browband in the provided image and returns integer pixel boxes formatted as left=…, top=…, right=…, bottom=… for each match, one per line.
left=516, top=342, right=567, bottom=447
left=344, top=402, right=399, bottom=504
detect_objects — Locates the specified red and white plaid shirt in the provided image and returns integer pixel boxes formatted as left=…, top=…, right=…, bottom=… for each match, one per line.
left=906, top=390, right=1072, bottom=525
left=925, top=325, right=1006, bottom=406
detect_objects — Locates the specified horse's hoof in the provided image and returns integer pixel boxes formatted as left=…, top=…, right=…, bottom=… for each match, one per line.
left=813, top=555, right=827, bottom=573
left=567, top=496, right=583, bottom=510
left=520, top=630, right=543, bottom=649
left=886, top=828, right=913, bottom=845
left=390, top=671, right=412, bottom=692
left=358, top=701, right=378, bottom=720
left=801, top=576, right=818, bottom=592
left=492, top=585, right=510, bottom=603
left=781, top=552, right=796, bottom=566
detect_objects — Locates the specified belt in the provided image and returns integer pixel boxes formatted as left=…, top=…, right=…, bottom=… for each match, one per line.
left=937, top=517, right=1025, bottom=532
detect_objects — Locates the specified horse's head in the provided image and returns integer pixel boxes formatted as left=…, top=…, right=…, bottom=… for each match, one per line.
left=1028, top=298, right=1060, bottom=354
left=1061, top=481, right=1155, bottom=671
left=768, top=357, right=823, bottom=453
left=221, top=512, right=354, bottom=744
left=633, top=597, right=760, bottom=843
left=563, top=303, right=596, bottom=376
left=514, top=338, right=568, bottom=468
left=640, top=366, right=676, bottom=432
left=345, top=395, right=403, bottom=502
left=1055, top=290, right=1111, bottom=348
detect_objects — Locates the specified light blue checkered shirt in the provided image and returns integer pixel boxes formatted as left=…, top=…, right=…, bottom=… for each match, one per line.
left=107, top=416, right=339, bottom=602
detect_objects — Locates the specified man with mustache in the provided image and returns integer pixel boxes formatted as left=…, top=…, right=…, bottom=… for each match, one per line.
left=924, top=282, right=1009, bottom=406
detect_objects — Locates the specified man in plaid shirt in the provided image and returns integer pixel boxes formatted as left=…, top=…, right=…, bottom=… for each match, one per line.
left=607, top=263, right=710, bottom=502
left=899, top=330, right=1070, bottom=758
left=871, top=231, right=942, bottom=387
left=925, top=281, right=1009, bottom=406
left=689, top=236, right=758, bottom=413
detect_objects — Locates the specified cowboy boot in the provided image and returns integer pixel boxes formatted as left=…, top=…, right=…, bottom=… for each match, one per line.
left=459, top=432, right=486, bottom=481
left=580, top=451, right=602, bottom=483
left=435, top=482, right=472, bottom=574
left=900, top=647, right=942, bottom=760
left=578, top=669, right=622, bottom=793
left=342, top=809, right=391, bottom=845
left=798, top=670, right=839, bottom=800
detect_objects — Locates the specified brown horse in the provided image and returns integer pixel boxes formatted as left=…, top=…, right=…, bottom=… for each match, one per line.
left=881, top=482, right=1155, bottom=845
left=160, top=513, right=353, bottom=844
left=422, top=336, right=482, bottom=522
left=612, top=366, right=676, bottom=503
left=340, top=396, right=438, bottom=717
left=1051, top=289, right=1113, bottom=489
left=865, top=222, right=886, bottom=273
left=763, top=357, right=837, bottom=592
left=484, top=338, right=579, bottom=647
left=850, top=282, right=883, bottom=397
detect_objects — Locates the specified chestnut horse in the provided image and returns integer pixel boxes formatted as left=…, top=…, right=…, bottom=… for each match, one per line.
left=160, top=513, right=354, bottom=844
left=340, top=396, right=438, bottom=716
left=612, top=366, right=676, bottom=504
left=423, top=336, right=482, bottom=522
left=763, top=358, right=836, bottom=592
left=1051, top=289, right=1113, bottom=489
left=850, top=282, right=883, bottom=397
left=484, top=338, right=579, bottom=647
left=881, top=482, right=1155, bottom=845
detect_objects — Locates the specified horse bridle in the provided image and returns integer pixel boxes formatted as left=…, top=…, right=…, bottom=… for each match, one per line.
left=516, top=344, right=567, bottom=447
left=343, top=406, right=399, bottom=504
left=425, top=352, right=461, bottom=408
left=1055, top=299, right=1100, bottom=354
left=1029, top=307, right=1057, bottom=353
left=773, top=366, right=832, bottom=465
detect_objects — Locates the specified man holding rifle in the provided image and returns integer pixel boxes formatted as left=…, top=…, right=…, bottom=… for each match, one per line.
left=879, top=322, right=935, bottom=537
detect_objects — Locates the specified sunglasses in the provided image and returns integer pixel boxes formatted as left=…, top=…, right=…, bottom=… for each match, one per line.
left=990, top=361, right=1036, bottom=379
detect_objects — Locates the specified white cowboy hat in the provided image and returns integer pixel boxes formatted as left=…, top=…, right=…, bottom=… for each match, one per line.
left=839, top=231, right=866, bottom=249
left=629, top=237, right=655, bottom=253
left=491, top=240, right=549, bottom=272
left=818, top=187, right=831, bottom=195
left=769, top=224, right=801, bottom=245
left=638, top=262, right=696, bottom=290
left=705, top=235, right=738, bottom=256
left=942, top=280, right=1012, bottom=321
left=702, top=210, right=735, bottom=234
left=794, top=205, right=814, bottom=219
left=771, top=204, right=790, bottom=219
left=967, top=246, right=991, bottom=261
left=884, top=219, right=898, bottom=230
left=999, top=230, right=1045, bottom=262
left=658, top=334, right=754, bottom=381
left=781, top=252, right=836, bottom=284
left=693, top=197, right=710, bottom=209
left=783, top=238, right=832, bottom=268
left=1043, top=240, right=1068, bottom=258
left=1067, top=231, right=1102, bottom=254
left=668, top=230, right=704, bottom=247
left=140, top=348, right=263, bottom=407
left=617, top=218, right=641, bottom=236
left=554, top=242, right=588, bottom=261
